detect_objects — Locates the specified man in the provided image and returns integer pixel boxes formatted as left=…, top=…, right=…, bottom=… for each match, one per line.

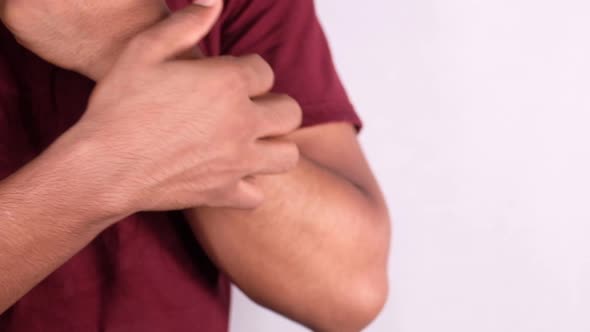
left=0, top=0, right=390, bottom=331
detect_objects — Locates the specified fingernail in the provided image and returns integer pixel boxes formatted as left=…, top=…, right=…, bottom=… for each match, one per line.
left=193, top=0, right=216, bottom=6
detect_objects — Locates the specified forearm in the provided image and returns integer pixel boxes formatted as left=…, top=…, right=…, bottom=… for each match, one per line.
left=186, top=156, right=390, bottom=331
left=0, top=132, right=121, bottom=313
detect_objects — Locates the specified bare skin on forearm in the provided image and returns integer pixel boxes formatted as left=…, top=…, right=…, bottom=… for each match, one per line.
left=0, top=131, right=122, bottom=312
left=189, top=142, right=390, bottom=332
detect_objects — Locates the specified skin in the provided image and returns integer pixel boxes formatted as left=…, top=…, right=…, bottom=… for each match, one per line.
left=0, top=1, right=391, bottom=331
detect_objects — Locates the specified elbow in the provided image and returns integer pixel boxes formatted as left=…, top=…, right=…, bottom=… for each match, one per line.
left=317, top=209, right=390, bottom=331
left=301, top=198, right=391, bottom=332
left=314, top=272, right=389, bottom=332
left=320, top=215, right=391, bottom=331
left=346, top=273, right=389, bottom=331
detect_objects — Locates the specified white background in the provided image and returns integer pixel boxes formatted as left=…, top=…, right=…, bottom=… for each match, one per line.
left=231, top=0, right=590, bottom=331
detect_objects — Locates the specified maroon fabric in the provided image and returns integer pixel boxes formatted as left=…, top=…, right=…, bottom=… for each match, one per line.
left=0, top=0, right=361, bottom=331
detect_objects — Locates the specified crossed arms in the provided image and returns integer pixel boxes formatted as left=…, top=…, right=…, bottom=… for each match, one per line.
left=0, top=1, right=390, bottom=331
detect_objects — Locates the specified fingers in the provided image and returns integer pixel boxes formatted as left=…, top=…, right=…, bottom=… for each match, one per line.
left=229, top=54, right=275, bottom=96
left=253, top=93, right=303, bottom=138
left=122, top=0, right=222, bottom=65
left=208, top=138, right=300, bottom=207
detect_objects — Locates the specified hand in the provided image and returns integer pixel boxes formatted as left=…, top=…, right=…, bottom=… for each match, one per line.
left=0, top=0, right=170, bottom=79
left=60, top=3, right=301, bottom=216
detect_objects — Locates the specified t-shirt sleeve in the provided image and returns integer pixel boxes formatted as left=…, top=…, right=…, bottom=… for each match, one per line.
left=220, top=0, right=362, bottom=130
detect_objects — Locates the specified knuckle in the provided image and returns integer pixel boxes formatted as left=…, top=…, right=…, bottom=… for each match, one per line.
left=263, top=64, right=276, bottom=88
left=219, top=62, right=249, bottom=92
left=291, top=101, right=304, bottom=128
left=249, top=54, right=274, bottom=74
left=275, top=94, right=303, bottom=129
left=235, top=60, right=257, bottom=87
left=249, top=54, right=275, bottom=88
left=281, top=94, right=302, bottom=113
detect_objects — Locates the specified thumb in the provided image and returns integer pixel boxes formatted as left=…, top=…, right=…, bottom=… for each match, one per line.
left=128, top=0, right=222, bottom=64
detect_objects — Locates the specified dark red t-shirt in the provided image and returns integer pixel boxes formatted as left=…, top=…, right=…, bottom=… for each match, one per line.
left=0, top=0, right=361, bottom=331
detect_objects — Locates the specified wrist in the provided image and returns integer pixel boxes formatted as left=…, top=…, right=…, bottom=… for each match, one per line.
left=4, top=130, right=133, bottom=229
left=60, top=128, right=139, bottom=221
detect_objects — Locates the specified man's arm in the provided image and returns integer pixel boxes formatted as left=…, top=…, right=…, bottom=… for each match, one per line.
left=2, top=0, right=390, bottom=328
left=0, top=131, right=121, bottom=313
left=187, top=123, right=390, bottom=332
